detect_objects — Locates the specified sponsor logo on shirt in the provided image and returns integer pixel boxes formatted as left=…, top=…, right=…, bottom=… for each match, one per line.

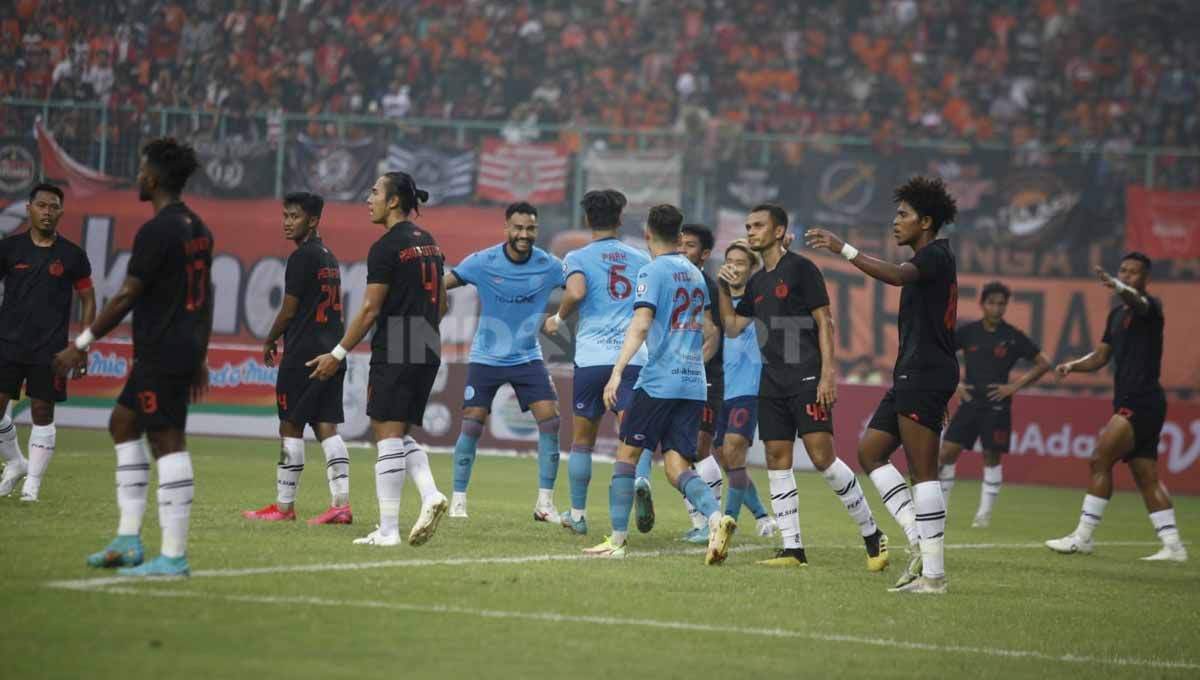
left=13, top=262, right=29, bottom=270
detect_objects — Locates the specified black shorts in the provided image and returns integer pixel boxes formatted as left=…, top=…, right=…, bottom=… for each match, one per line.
left=277, top=361, right=344, bottom=426
left=943, top=401, right=1012, bottom=453
left=116, top=361, right=191, bottom=431
left=1115, top=389, right=1167, bottom=461
left=867, top=388, right=953, bottom=437
left=757, top=390, right=833, bottom=442
left=618, top=389, right=703, bottom=460
left=699, top=375, right=724, bottom=436
left=0, top=359, right=66, bottom=402
left=367, top=363, right=439, bottom=426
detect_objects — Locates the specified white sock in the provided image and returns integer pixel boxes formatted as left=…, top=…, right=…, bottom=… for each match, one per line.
left=978, top=464, right=1002, bottom=517
left=571, top=507, right=585, bottom=521
left=403, top=435, right=440, bottom=502
left=21, top=423, right=54, bottom=495
left=822, top=458, right=878, bottom=537
left=452, top=490, right=467, bottom=504
left=869, top=464, right=919, bottom=545
left=1075, top=494, right=1108, bottom=541
left=115, top=440, right=150, bottom=535
left=276, top=437, right=305, bottom=506
left=696, top=456, right=723, bottom=507
left=537, top=487, right=554, bottom=505
left=612, top=529, right=627, bottom=547
left=1149, top=508, right=1182, bottom=547
left=939, top=463, right=956, bottom=504
left=157, top=452, right=194, bottom=558
left=768, top=469, right=803, bottom=549
left=321, top=435, right=351, bottom=507
left=913, top=480, right=946, bottom=579
left=375, top=438, right=407, bottom=536
left=0, top=415, right=25, bottom=466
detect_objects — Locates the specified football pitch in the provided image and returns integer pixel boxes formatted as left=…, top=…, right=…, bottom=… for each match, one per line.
left=2, top=428, right=1198, bottom=679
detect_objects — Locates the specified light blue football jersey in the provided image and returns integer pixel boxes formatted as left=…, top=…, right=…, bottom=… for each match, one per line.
left=451, top=243, right=565, bottom=366
left=562, top=237, right=650, bottom=368
left=631, top=253, right=708, bottom=401
left=723, top=295, right=761, bottom=400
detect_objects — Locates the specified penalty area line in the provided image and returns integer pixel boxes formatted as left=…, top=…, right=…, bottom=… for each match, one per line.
left=80, top=585, right=1200, bottom=672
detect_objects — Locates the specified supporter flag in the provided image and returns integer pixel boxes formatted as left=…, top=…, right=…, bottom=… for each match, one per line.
left=34, top=120, right=123, bottom=197
left=190, top=138, right=274, bottom=198
left=476, top=138, right=569, bottom=204
left=1124, top=185, right=1200, bottom=259
left=0, top=136, right=39, bottom=200
left=385, top=143, right=475, bottom=205
left=286, top=134, right=382, bottom=202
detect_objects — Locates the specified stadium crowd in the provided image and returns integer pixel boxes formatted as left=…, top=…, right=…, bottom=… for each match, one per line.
left=3, top=0, right=1199, bottom=153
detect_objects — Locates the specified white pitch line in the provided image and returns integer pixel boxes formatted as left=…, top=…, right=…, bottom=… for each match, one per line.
left=43, top=541, right=1168, bottom=592
left=77, top=585, right=1200, bottom=672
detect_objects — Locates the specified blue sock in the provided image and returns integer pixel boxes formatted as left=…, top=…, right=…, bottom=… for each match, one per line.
left=451, top=418, right=484, bottom=493
left=744, top=477, right=768, bottom=519
left=536, top=417, right=561, bottom=490
left=724, top=467, right=750, bottom=520
left=635, top=449, right=653, bottom=480
left=610, top=461, right=635, bottom=533
left=676, top=469, right=718, bottom=518
left=568, top=444, right=593, bottom=511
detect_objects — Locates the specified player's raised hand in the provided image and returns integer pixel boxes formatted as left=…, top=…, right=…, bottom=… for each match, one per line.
left=52, top=346, right=86, bottom=379
left=263, top=340, right=278, bottom=367
left=307, top=352, right=341, bottom=380
left=190, top=362, right=210, bottom=402
left=1054, top=363, right=1072, bottom=381
left=716, top=262, right=738, bottom=289
left=803, top=227, right=845, bottom=254
left=781, top=231, right=796, bottom=251
left=602, top=372, right=621, bottom=411
left=1095, top=266, right=1116, bottom=289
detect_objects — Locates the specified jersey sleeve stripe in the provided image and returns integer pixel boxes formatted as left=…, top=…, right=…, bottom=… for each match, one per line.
left=73, top=276, right=93, bottom=291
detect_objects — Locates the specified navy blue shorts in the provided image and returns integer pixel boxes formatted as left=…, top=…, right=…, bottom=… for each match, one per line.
left=618, top=388, right=703, bottom=460
left=714, top=395, right=758, bottom=448
left=463, top=360, right=557, bottom=413
left=572, top=364, right=641, bottom=420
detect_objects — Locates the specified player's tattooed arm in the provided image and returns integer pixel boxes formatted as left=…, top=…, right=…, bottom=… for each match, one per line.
left=1055, top=344, right=1112, bottom=380
left=263, top=293, right=301, bottom=367
left=603, top=306, right=652, bottom=410
left=308, top=283, right=387, bottom=380
left=545, top=272, right=585, bottom=335
left=715, top=264, right=751, bottom=338
left=1095, top=266, right=1151, bottom=316
left=812, top=305, right=837, bottom=409
left=54, top=275, right=146, bottom=377
left=804, top=228, right=919, bottom=286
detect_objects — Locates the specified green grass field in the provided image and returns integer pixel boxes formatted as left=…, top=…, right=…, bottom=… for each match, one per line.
left=1, top=427, right=1198, bottom=679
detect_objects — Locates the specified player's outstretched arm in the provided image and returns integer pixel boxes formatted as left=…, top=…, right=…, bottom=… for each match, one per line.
left=307, top=283, right=387, bottom=380
left=804, top=228, right=918, bottom=287
left=545, top=272, right=585, bottom=335
left=812, top=305, right=838, bottom=409
left=262, top=294, right=301, bottom=367
left=715, top=265, right=751, bottom=338
left=54, top=275, right=147, bottom=377
left=603, top=307, right=652, bottom=409
left=443, top=271, right=464, bottom=291
left=1095, top=266, right=1151, bottom=316
left=1055, top=344, right=1112, bottom=380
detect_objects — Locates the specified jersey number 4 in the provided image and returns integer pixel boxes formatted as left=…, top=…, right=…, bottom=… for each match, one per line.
left=316, top=284, right=343, bottom=323
left=669, top=286, right=705, bottom=330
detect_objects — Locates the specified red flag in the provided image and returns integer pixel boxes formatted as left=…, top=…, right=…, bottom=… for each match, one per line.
left=476, top=138, right=568, bottom=204
left=1125, top=185, right=1200, bottom=259
left=35, top=119, right=124, bottom=198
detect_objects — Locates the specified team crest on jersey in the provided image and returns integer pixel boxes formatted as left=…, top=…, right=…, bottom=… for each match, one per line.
left=636, top=283, right=647, bottom=295
left=1122, top=313, right=1132, bottom=329
left=492, top=275, right=504, bottom=284
left=774, top=282, right=788, bottom=299
left=48, top=259, right=64, bottom=277
left=993, top=343, right=1007, bottom=358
